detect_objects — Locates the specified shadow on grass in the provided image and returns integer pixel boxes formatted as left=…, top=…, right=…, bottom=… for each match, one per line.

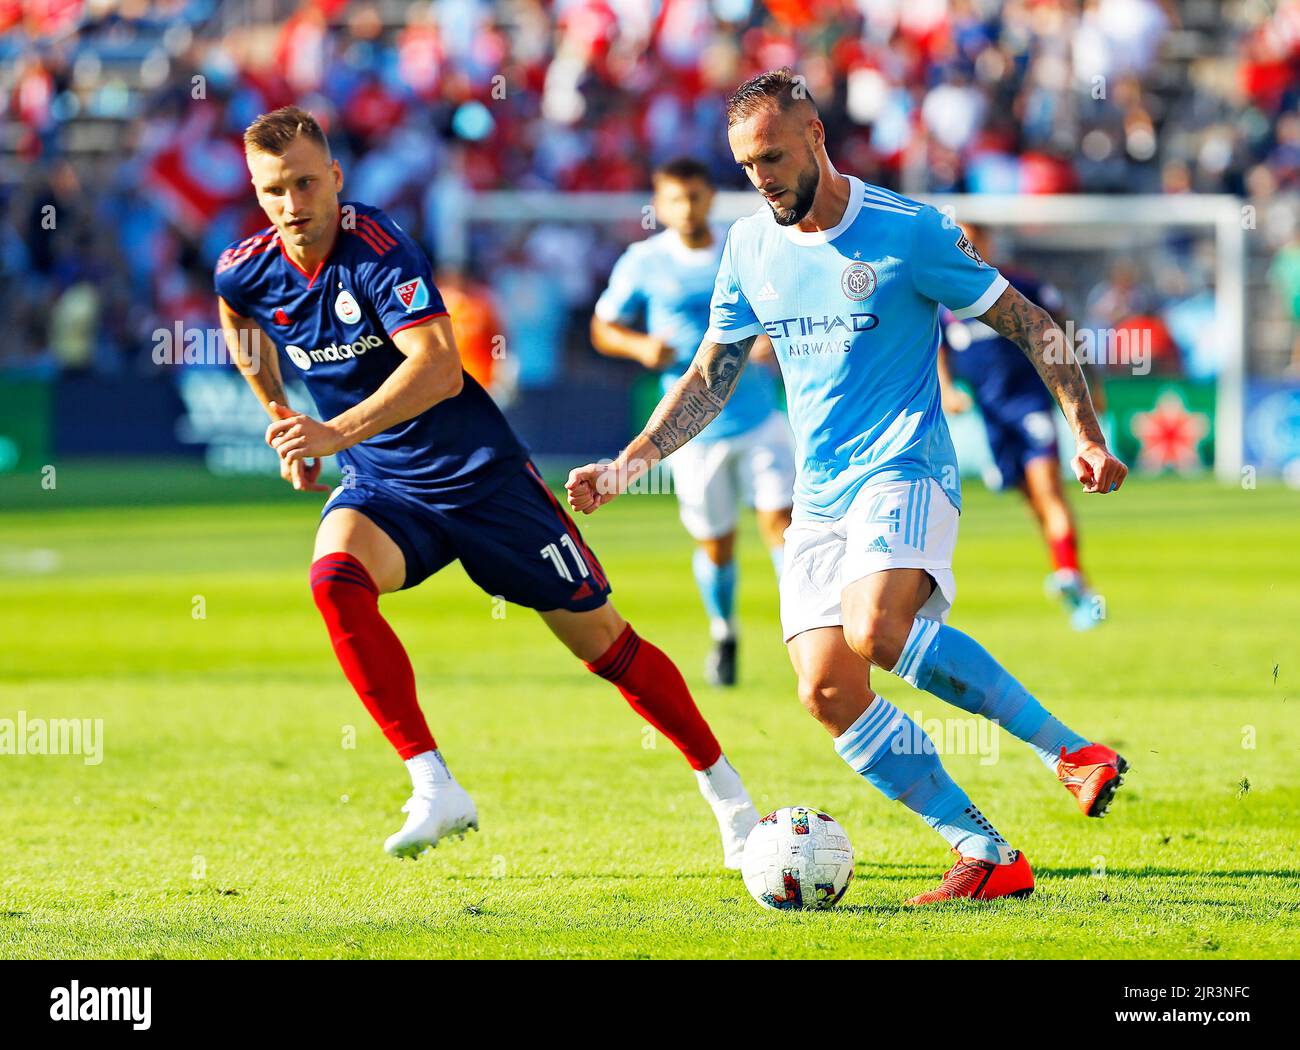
left=1037, top=867, right=1300, bottom=881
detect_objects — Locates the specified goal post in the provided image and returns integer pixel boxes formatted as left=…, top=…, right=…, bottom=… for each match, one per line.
left=908, top=193, right=1247, bottom=485
left=443, top=192, right=1247, bottom=482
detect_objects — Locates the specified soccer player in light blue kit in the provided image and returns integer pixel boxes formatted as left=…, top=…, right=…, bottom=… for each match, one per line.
left=592, top=158, right=795, bottom=686
left=568, top=69, right=1131, bottom=904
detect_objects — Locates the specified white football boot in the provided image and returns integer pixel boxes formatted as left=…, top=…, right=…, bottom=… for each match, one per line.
left=383, top=783, right=479, bottom=859
left=696, top=755, right=760, bottom=870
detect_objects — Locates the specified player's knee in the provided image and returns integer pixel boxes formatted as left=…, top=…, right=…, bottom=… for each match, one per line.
left=1041, top=500, right=1073, bottom=538
left=309, top=555, right=379, bottom=625
left=797, top=675, right=848, bottom=731
left=699, top=533, right=735, bottom=565
left=843, top=609, right=908, bottom=671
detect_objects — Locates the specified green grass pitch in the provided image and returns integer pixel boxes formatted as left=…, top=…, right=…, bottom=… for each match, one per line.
left=1, top=462, right=1296, bottom=959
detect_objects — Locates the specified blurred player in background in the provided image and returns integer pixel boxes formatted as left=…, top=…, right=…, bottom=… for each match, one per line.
left=436, top=265, right=518, bottom=406
left=592, top=158, right=794, bottom=686
left=214, top=107, right=759, bottom=867
left=569, top=70, right=1130, bottom=906
left=937, top=224, right=1104, bottom=630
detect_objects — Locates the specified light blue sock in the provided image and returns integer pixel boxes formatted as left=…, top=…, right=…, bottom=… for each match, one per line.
left=691, top=549, right=736, bottom=640
left=834, top=697, right=1015, bottom=863
left=894, top=618, right=1089, bottom=771
left=769, top=544, right=784, bottom=579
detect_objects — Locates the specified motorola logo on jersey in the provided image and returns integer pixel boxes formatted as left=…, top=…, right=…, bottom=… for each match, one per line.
left=283, top=333, right=383, bottom=370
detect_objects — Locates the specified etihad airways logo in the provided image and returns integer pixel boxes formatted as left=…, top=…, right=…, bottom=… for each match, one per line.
left=762, top=313, right=879, bottom=339
left=284, top=333, right=383, bottom=370
left=762, top=312, right=879, bottom=356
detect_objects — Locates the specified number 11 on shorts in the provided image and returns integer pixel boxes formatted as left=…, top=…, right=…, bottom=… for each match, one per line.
left=540, top=535, right=590, bottom=581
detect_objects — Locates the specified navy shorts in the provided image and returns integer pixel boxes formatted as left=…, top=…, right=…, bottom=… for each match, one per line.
left=321, top=463, right=611, bottom=612
left=981, top=400, right=1060, bottom=491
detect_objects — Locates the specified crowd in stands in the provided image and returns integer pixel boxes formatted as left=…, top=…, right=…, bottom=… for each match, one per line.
left=3, top=0, right=1300, bottom=379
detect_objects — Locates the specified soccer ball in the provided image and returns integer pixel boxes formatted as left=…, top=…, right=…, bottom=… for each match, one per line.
left=740, top=806, right=854, bottom=911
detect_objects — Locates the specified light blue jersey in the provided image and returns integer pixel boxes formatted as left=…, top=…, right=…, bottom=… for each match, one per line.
left=596, top=228, right=778, bottom=442
left=705, top=175, right=1007, bottom=521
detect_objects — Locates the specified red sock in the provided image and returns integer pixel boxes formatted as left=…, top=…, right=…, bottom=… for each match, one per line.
left=1048, top=531, right=1080, bottom=573
left=309, top=553, right=436, bottom=760
left=587, top=625, right=722, bottom=771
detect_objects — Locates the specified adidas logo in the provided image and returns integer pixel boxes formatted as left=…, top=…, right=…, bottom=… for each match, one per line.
left=866, top=536, right=892, bottom=554
left=571, top=581, right=594, bottom=602
left=754, top=281, right=779, bottom=302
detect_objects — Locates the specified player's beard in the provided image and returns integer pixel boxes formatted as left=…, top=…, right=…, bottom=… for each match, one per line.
left=765, top=156, right=819, bottom=227
left=681, top=220, right=710, bottom=244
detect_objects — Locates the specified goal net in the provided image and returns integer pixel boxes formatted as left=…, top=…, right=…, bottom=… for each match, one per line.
left=443, top=190, right=1249, bottom=484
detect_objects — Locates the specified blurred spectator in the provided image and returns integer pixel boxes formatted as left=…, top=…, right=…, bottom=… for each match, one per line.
left=1, top=0, right=1298, bottom=381
left=1086, top=259, right=1156, bottom=330
left=1269, top=224, right=1300, bottom=375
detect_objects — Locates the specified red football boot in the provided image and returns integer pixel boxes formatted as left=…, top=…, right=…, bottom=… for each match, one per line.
left=903, top=850, right=1034, bottom=906
left=1057, top=743, right=1128, bottom=817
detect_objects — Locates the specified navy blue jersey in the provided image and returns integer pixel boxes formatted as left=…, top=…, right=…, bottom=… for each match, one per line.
left=941, top=270, right=1059, bottom=423
left=214, top=202, right=526, bottom=506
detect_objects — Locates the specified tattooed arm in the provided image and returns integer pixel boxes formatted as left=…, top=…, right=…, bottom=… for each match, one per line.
left=978, top=284, right=1128, bottom=494
left=566, top=335, right=757, bottom=513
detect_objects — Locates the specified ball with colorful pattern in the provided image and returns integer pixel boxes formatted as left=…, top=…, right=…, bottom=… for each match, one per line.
left=740, top=806, right=855, bottom=911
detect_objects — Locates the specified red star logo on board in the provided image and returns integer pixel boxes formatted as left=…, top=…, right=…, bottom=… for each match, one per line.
left=1130, top=390, right=1210, bottom=473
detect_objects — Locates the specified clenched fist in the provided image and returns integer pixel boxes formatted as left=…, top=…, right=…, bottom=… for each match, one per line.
left=1072, top=440, right=1128, bottom=494
left=566, top=462, right=625, bottom=514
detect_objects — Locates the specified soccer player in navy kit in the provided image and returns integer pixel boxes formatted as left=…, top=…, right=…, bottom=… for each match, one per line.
left=937, top=224, right=1103, bottom=630
left=214, top=107, right=759, bottom=864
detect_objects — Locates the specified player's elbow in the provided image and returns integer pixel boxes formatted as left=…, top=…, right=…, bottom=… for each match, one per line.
left=422, top=352, right=463, bottom=403
left=589, top=315, right=612, bottom=356
left=437, top=362, right=464, bottom=400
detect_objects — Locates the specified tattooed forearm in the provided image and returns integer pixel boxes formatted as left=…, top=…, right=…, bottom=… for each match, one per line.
left=638, top=336, right=756, bottom=460
left=978, top=285, right=1104, bottom=445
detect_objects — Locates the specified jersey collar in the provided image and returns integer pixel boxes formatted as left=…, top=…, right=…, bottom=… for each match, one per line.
left=665, top=228, right=721, bottom=264
left=278, top=215, right=343, bottom=288
left=779, top=175, right=864, bottom=247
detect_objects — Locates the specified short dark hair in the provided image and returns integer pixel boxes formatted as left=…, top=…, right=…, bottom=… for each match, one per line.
left=244, top=105, right=330, bottom=156
left=726, top=67, right=817, bottom=128
left=653, top=157, right=713, bottom=187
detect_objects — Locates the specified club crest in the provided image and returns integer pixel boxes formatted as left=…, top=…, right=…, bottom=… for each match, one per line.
left=841, top=261, right=877, bottom=301
left=334, top=289, right=362, bottom=324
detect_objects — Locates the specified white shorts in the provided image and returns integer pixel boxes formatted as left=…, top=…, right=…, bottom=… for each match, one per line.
left=779, top=477, right=959, bottom=643
left=669, top=411, right=796, bottom=541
